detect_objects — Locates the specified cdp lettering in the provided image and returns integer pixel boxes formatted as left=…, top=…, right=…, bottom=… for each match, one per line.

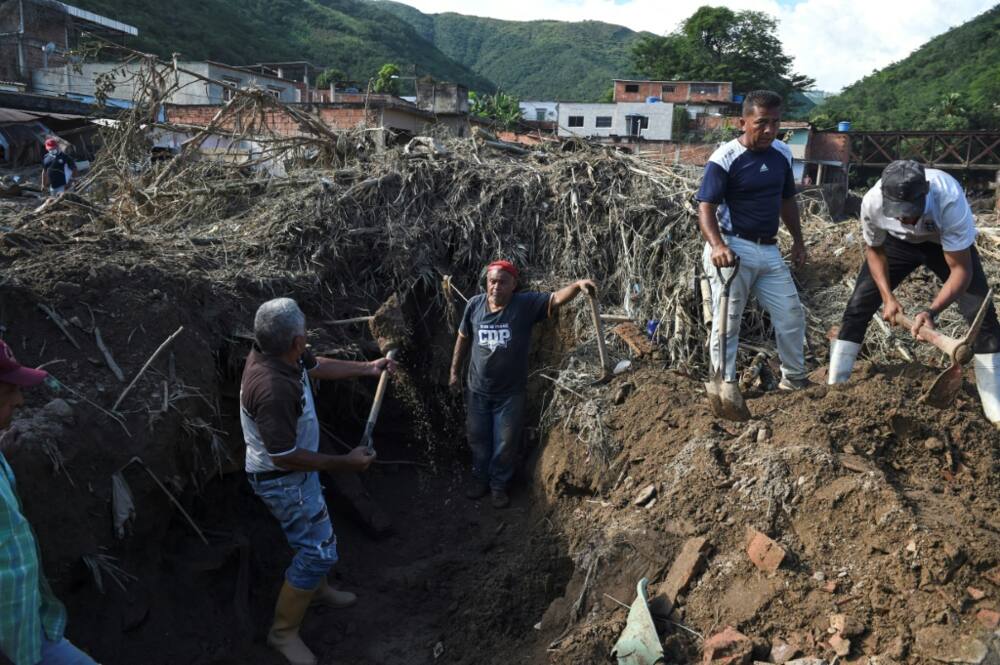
left=478, top=324, right=512, bottom=350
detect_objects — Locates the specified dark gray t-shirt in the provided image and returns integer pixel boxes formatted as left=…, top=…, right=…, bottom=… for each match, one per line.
left=459, top=291, right=552, bottom=396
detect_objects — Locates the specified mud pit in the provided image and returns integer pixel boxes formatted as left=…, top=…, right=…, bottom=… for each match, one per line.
left=2, top=97, right=1000, bottom=663
left=4, top=232, right=999, bottom=664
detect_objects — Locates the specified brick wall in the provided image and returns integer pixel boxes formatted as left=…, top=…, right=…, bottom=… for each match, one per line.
left=615, top=81, right=733, bottom=104
left=165, top=104, right=382, bottom=137
left=0, top=1, right=71, bottom=82
left=319, top=107, right=372, bottom=130
left=694, top=115, right=738, bottom=131
left=602, top=140, right=717, bottom=166
left=496, top=130, right=551, bottom=146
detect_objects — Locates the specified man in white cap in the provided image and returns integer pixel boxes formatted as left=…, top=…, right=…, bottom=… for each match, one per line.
left=0, top=339, right=99, bottom=665
left=828, top=160, right=1000, bottom=428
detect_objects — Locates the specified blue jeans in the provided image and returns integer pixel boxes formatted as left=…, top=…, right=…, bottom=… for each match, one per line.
left=466, top=391, right=525, bottom=490
left=38, top=631, right=97, bottom=664
left=249, top=471, right=338, bottom=590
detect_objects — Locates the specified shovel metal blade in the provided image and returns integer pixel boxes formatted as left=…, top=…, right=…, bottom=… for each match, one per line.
left=921, top=362, right=964, bottom=408
left=704, top=377, right=751, bottom=421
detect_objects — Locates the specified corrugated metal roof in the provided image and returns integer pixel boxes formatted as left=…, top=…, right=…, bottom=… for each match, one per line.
left=40, top=1, right=139, bottom=36
left=0, top=108, right=86, bottom=123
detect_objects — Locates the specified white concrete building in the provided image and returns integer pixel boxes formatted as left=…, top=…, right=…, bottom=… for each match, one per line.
left=32, top=61, right=300, bottom=106
left=557, top=102, right=674, bottom=141
left=520, top=101, right=558, bottom=123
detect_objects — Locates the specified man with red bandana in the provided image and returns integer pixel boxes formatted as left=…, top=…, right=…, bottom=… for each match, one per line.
left=449, top=260, right=595, bottom=508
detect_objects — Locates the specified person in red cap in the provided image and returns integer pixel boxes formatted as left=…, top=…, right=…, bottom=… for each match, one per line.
left=0, top=340, right=99, bottom=665
left=40, top=137, right=77, bottom=196
left=449, top=261, right=596, bottom=508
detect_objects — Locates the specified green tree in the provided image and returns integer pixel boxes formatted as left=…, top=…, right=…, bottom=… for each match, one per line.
left=631, top=6, right=814, bottom=99
left=316, top=67, right=347, bottom=90
left=470, top=90, right=522, bottom=129
left=598, top=87, right=614, bottom=103
left=926, top=92, right=970, bottom=130
left=372, top=63, right=401, bottom=94
left=812, top=6, right=998, bottom=130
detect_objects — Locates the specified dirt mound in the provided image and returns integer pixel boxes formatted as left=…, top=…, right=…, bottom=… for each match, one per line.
left=2, top=58, right=999, bottom=662
left=532, top=363, right=1000, bottom=663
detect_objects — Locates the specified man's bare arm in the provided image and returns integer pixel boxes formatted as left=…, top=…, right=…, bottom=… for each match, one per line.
left=698, top=202, right=736, bottom=267
left=909, top=247, right=974, bottom=335
left=449, top=333, right=470, bottom=392
left=780, top=197, right=807, bottom=268
left=308, top=356, right=392, bottom=381
left=866, top=245, right=900, bottom=323
left=272, top=446, right=374, bottom=472
left=551, top=279, right=597, bottom=312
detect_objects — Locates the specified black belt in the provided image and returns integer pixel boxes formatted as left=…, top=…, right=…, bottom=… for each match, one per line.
left=724, top=231, right=777, bottom=245
left=248, top=469, right=295, bottom=482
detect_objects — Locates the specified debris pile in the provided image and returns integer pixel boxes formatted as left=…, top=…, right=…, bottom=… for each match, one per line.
left=1, top=48, right=999, bottom=664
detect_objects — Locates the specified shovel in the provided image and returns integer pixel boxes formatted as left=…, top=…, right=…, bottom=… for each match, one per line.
left=892, top=289, right=992, bottom=408
left=586, top=288, right=613, bottom=384
left=359, top=347, right=398, bottom=454
left=705, top=258, right=751, bottom=421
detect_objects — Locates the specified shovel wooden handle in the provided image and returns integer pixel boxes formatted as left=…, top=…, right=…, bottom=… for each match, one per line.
left=892, top=314, right=961, bottom=358
left=587, top=291, right=610, bottom=376
left=360, top=349, right=397, bottom=453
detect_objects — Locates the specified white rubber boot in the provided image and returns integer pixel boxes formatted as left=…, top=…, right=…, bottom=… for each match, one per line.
left=827, top=340, right=861, bottom=385
left=973, top=353, right=1000, bottom=429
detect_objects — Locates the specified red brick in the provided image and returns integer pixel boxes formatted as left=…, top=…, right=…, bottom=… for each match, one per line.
left=984, top=566, right=1000, bottom=586
left=702, top=626, right=752, bottom=665
left=977, top=609, right=1000, bottom=629
left=828, top=634, right=851, bottom=656
left=967, top=586, right=986, bottom=600
left=662, top=537, right=710, bottom=604
left=829, top=613, right=865, bottom=637
left=821, top=580, right=838, bottom=594
left=746, top=529, right=786, bottom=573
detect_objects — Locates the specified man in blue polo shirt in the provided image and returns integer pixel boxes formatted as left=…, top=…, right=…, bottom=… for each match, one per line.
left=696, top=89, right=808, bottom=391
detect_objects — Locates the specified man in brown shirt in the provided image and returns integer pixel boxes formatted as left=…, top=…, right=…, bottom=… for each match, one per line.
left=240, top=298, right=394, bottom=665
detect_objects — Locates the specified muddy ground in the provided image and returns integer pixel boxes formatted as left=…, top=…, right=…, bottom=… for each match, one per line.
left=1, top=180, right=999, bottom=665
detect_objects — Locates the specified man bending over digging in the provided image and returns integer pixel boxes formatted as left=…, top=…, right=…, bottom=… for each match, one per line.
left=449, top=260, right=596, bottom=508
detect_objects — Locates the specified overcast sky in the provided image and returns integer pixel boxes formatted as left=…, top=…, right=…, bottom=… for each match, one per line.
left=388, top=0, right=996, bottom=92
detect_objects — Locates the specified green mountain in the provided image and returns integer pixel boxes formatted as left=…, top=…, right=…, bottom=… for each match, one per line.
left=68, top=0, right=494, bottom=92
left=814, top=5, right=1000, bottom=130
left=373, top=1, right=651, bottom=100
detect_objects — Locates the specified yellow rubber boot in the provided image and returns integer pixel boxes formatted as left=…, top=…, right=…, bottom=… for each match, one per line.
left=267, top=581, right=319, bottom=665
left=312, top=578, right=357, bottom=609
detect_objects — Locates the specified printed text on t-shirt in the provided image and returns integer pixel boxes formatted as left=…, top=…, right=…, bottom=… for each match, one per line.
left=478, top=324, right=512, bottom=350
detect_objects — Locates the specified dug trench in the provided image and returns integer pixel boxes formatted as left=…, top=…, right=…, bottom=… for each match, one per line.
left=2, top=268, right=583, bottom=665
left=3, top=124, right=1000, bottom=662
left=7, top=255, right=1000, bottom=665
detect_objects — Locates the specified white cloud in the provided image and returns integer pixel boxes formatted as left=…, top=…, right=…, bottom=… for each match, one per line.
left=383, top=0, right=995, bottom=91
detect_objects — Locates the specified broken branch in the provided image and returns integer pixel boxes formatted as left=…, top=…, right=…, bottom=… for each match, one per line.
left=113, top=326, right=184, bottom=412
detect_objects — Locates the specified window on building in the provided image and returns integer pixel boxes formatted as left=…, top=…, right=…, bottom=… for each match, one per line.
left=267, top=86, right=283, bottom=99
left=595, top=116, right=613, bottom=128
left=661, top=84, right=675, bottom=93
left=221, top=76, right=240, bottom=101
left=691, top=83, right=720, bottom=96
left=568, top=116, right=584, bottom=127
left=624, top=84, right=639, bottom=93
left=625, top=115, right=648, bottom=136
left=536, top=109, right=548, bottom=122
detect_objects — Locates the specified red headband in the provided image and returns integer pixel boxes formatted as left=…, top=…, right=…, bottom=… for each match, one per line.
left=486, top=260, right=518, bottom=280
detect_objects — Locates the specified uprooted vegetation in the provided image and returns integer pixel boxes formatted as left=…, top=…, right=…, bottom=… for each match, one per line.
left=2, top=52, right=1000, bottom=664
